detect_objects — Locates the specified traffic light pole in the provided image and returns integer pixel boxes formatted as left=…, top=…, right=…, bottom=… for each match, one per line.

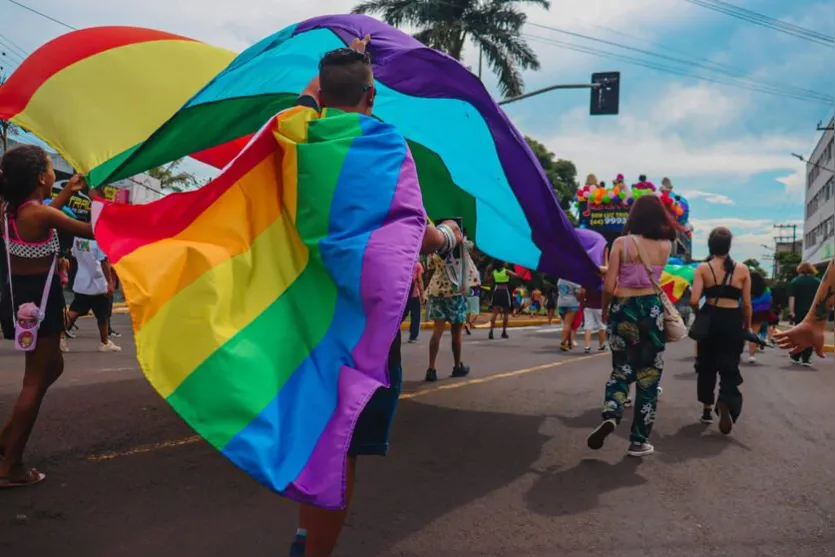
left=498, top=83, right=600, bottom=106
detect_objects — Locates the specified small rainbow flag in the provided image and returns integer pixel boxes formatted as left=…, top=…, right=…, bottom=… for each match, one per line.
left=92, top=106, right=427, bottom=509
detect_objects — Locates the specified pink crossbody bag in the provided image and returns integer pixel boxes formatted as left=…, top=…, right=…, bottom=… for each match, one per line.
left=3, top=214, right=57, bottom=352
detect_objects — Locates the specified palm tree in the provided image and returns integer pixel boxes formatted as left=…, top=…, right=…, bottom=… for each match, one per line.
left=351, top=0, right=549, bottom=97
left=147, top=159, right=199, bottom=193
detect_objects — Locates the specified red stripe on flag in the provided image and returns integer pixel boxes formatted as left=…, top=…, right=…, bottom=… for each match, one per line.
left=0, top=27, right=197, bottom=119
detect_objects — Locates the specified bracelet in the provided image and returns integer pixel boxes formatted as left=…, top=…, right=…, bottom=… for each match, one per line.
left=436, top=224, right=457, bottom=254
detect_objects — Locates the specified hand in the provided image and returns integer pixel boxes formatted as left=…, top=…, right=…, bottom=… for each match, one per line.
left=774, top=320, right=826, bottom=358
left=106, top=284, right=115, bottom=298
left=601, top=308, right=609, bottom=324
left=351, top=34, right=371, bottom=53
left=67, top=174, right=86, bottom=193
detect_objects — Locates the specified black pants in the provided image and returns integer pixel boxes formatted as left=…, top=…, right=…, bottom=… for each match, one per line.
left=695, top=307, right=744, bottom=422
left=406, top=296, right=421, bottom=341
left=790, top=347, right=813, bottom=364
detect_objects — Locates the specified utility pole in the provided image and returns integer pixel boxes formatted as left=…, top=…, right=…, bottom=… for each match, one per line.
left=774, top=224, right=798, bottom=253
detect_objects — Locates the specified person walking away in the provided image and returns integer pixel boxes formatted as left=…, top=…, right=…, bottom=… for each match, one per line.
left=746, top=272, right=769, bottom=364
left=775, top=256, right=834, bottom=359
left=286, top=37, right=468, bottom=557
left=0, top=146, right=94, bottom=488
left=530, top=287, right=543, bottom=315
left=587, top=194, right=679, bottom=457
left=423, top=248, right=470, bottom=381
left=405, top=258, right=424, bottom=343
left=582, top=284, right=607, bottom=353
left=787, top=262, right=821, bottom=366
left=64, top=237, right=121, bottom=352
left=557, top=278, right=581, bottom=351
left=488, top=262, right=518, bottom=339
left=690, top=227, right=752, bottom=434
left=545, top=285, right=557, bottom=325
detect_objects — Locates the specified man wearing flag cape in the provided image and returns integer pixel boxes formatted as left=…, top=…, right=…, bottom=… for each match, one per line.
left=286, top=36, right=465, bottom=557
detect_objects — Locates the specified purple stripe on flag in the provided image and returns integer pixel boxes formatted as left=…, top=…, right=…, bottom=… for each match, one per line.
left=282, top=151, right=426, bottom=510
left=295, top=14, right=602, bottom=288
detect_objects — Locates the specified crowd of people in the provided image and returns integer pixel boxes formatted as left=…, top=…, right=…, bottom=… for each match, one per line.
left=0, top=36, right=832, bottom=557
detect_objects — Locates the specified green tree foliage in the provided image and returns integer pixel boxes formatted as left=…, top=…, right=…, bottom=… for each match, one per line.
left=147, top=159, right=199, bottom=193
left=743, top=258, right=767, bottom=278
left=351, top=0, right=549, bottom=97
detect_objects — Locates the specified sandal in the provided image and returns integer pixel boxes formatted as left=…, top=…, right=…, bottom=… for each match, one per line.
left=0, top=468, right=46, bottom=489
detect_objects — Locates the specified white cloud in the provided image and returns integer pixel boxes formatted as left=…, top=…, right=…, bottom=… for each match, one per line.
left=689, top=217, right=805, bottom=267
left=531, top=82, right=812, bottom=197
left=679, top=190, right=735, bottom=205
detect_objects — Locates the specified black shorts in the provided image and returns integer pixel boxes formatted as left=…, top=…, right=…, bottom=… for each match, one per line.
left=491, top=288, right=512, bottom=310
left=0, top=273, right=66, bottom=339
left=69, top=293, right=111, bottom=324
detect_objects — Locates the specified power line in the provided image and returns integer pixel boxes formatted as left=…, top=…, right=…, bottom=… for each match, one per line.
left=0, top=32, right=28, bottom=58
left=681, top=0, right=834, bottom=46
left=525, top=22, right=833, bottom=103
left=4, top=0, right=76, bottom=30
left=522, top=33, right=832, bottom=105
left=555, top=17, right=833, bottom=103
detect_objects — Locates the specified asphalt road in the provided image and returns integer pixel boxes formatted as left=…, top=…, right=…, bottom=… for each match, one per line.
left=1, top=314, right=833, bottom=557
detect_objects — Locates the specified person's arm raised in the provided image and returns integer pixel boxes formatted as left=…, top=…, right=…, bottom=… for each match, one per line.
left=37, top=205, right=93, bottom=239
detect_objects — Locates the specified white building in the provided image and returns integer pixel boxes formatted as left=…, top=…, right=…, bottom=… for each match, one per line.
left=802, top=118, right=835, bottom=267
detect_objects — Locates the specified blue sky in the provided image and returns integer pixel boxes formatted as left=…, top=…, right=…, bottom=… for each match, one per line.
left=1, top=0, right=833, bottom=266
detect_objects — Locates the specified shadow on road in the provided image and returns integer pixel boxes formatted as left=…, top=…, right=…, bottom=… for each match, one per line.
left=524, top=457, right=646, bottom=516
left=1, top=387, right=552, bottom=557
left=657, top=422, right=751, bottom=464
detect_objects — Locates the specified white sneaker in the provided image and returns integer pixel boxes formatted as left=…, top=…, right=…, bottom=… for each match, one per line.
left=746, top=354, right=756, bottom=364
left=60, top=337, right=69, bottom=352
left=98, top=340, right=122, bottom=352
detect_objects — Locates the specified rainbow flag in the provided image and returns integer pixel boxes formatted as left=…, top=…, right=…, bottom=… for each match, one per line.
left=85, top=14, right=604, bottom=287
left=91, top=105, right=427, bottom=509
left=659, top=264, right=697, bottom=303
left=0, top=27, right=235, bottom=181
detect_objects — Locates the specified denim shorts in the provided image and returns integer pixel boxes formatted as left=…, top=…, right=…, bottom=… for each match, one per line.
left=558, top=306, right=579, bottom=319
left=348, top=363, right=403, bottom=457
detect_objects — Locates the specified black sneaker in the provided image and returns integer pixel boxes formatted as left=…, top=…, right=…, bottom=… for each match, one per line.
left=109, top=330, right=121, bottom=338
left=501, top=331, right=509, bottom=339
left=488, top=330, right=494, bottom=340
left=717, top=402, right=733, bottom=435
left=587, top=419, right=616, bottom=450
left=451, top=363, right=470, bottom=378
left=425, top=368, right=438, bottom=382
left=65, top=328, right=76, bottom=339
left=464, top=325, right=472, bottom=335
left=700, top=408, right=714, bottom=424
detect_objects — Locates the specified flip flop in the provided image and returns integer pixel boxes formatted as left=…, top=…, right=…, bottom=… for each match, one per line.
left=0, top=468, right=46, bottom=489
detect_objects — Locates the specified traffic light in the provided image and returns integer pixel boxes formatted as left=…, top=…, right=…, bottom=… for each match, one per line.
left=590, top=72, right=620, bottom=116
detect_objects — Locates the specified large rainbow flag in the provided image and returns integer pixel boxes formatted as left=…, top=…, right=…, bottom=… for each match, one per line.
left=91, top=105, right=427, bottom=509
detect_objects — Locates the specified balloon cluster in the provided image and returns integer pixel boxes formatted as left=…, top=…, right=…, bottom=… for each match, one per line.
left=574, top=173, right=690, bottom=226
left=575, top=174, right=635, bottom=208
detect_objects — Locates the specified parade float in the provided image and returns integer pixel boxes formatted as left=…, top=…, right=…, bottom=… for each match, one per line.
left=574, top=174, right=696, bottom=302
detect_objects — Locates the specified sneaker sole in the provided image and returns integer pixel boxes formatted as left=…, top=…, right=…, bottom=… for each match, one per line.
left=627, top=445, right=655, bottom=457
left=717, top=402, right=733, bottom=435
left=587, top=420, right=616, bottom=450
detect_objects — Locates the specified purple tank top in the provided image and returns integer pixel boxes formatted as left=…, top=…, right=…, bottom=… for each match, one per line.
left=617, top=236, right=663, bottom=289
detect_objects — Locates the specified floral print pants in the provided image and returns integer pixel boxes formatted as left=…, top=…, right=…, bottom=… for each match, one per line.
left=603, top=294, right=666, bottom=444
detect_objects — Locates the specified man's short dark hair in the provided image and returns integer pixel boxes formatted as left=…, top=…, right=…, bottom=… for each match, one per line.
left=319, top=48, right=373, bottom=107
